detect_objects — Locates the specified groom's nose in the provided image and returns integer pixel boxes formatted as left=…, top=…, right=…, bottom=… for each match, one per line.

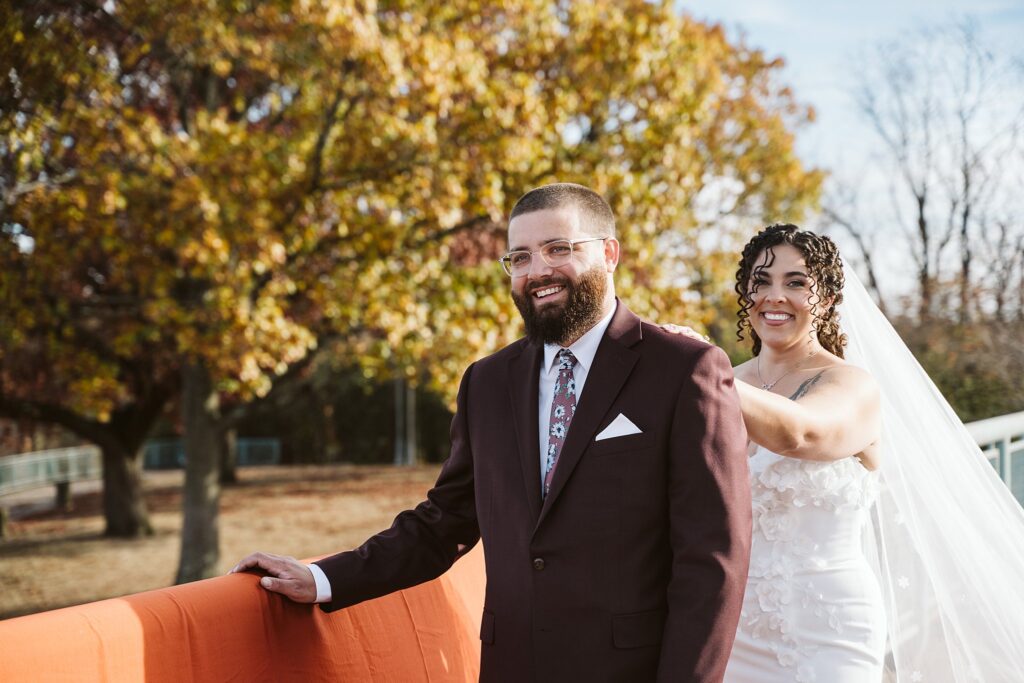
left=527, top=256, right=555, bottom=279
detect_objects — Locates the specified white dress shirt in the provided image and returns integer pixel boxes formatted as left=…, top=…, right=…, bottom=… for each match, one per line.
left=538, top=304, right=616, bottom=492
left=309, top=302, right=618, bottom=603
left=309, top=562, right=332, bottom=603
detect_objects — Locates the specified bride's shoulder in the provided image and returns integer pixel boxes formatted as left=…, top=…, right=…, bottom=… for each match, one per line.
left=733, top=358, right=757, bottom=383
left=819, top=359, right=879, bottom=395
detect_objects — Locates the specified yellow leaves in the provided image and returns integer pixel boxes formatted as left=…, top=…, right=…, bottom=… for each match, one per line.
left=180, top=227, right=229, bottom=271
left=2, top=0, right=822, bottom=413
left=98, top=189, right=123, bottom=216
left=213, top=58, right=232, bottom=77
left=238, top=353, right=264, bottom=385
left=268, top=241, right=287, bottom=265
left=324, top=1, right=355, bottom=28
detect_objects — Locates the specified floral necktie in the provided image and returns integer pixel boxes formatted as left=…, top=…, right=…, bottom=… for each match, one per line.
left=544, top=349, right=577, bottom=498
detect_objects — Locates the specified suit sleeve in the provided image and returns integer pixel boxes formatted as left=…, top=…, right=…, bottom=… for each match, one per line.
left=314, top=364, right=481, bottom=612
left=658, top=345, right=751, bottom=682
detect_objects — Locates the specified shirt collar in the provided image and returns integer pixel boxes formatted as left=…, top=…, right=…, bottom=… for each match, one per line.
left=543, top=302, right=617, bottom=375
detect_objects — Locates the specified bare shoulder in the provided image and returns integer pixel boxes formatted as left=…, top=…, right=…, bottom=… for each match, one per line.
left=733, top=357, right=757, bottom=384
left=823, top=362, right=877, bottom=391
left=791, top=361, right=879, bottom=403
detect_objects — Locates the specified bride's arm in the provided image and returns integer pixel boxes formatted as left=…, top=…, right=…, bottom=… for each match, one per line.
left=736, top=366, right=880, bottom=465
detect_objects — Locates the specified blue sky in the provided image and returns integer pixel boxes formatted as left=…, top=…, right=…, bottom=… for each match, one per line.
left=680, top=0, right=1024, bottom=168
left=678, top=0, right=1024, bottom=296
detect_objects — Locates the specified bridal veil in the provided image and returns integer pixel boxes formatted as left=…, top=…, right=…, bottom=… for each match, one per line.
left=839, top=263, right=1024, bottom=681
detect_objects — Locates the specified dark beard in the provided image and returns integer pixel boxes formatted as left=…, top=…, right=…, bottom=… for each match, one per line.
left=512, top=266, right=609, bottom=346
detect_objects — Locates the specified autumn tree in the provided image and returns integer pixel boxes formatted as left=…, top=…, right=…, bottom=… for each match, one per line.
left=1, top=0, right=821, bottom=581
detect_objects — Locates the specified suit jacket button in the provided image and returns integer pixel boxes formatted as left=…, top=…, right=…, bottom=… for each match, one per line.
left=532, top=557, right=545, bottom=571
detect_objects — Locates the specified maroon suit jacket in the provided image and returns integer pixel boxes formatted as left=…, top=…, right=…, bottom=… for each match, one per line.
left=316, top=302, right=751, bottom=682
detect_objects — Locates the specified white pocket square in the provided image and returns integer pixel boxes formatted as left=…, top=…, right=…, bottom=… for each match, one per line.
left=595, top=413, right=642, bottom=441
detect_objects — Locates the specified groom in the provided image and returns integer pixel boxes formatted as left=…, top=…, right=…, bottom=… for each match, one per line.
left=233, top=183, right=751, bottom=681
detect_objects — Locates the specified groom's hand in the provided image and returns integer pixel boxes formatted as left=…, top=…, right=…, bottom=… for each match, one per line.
left=230, top=551, right=317, bottom=603
left=660, top=323, right=712, bottom=343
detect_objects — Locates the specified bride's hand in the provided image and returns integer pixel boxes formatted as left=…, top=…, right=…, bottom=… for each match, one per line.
left=659, top=323, right=711, bottom=344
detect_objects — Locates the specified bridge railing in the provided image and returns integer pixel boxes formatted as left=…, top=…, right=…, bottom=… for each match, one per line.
left=0, top=438, right=282, bottom=497
left=0, top=446, right=102, bottom=498
left=966, top=410, right=1024, bottom=503
left=2, top=416, right=1022, bottom=503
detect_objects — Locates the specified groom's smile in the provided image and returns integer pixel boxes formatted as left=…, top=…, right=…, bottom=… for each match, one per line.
left=528, top=280, right=569, bottom=308
left=532, top=284, right=566, bottom=300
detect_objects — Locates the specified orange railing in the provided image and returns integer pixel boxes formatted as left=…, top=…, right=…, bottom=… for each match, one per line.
left=0, top=547, right=484, bottom=682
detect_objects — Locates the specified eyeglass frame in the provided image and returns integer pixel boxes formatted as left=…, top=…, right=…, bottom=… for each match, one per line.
left=499, top=237, right=610, bottom=276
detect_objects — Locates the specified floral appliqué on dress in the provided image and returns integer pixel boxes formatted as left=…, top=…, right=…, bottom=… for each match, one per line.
left=740, top=448, right=879, bottom=682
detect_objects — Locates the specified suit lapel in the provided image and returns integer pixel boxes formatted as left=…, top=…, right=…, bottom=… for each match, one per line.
left=508, top=340, right=544, bottom=524
left=535, top=302, right=642, bottom=531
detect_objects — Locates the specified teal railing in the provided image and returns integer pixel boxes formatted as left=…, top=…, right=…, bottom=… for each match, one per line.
left=966, top=410, right=1024, bottom=504
left=0, top=446, right=101, bottom=497
left=142, top=438, right=281, bottom=469
left=1, top=416, right=1021, bottom=503
left=0, top=439, right=280, bottom=499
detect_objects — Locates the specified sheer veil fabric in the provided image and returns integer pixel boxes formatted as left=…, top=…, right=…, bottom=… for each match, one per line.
left=838, top=264, right=1024, bottom=681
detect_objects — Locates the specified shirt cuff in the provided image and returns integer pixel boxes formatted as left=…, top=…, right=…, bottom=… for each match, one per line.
left=307, top=563, right=332, bottom=603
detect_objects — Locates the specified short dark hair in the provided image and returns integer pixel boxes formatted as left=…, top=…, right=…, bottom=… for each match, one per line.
left=509, top=183, right=616, bottom=238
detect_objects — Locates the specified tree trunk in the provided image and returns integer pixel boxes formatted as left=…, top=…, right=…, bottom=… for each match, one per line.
left=219, top=428, right=237, bottom=485
left=176, top=361, right=222, bottom=584
left=323, top=403, right=339, bottom=462
left=101, top=441, right=153, bottom=537
left=393, top=377, right=417, bottom=466
left=393, top=376, right=406, bottom=466
left=959, top=209, right=972, bottom=325
left=405, top=381, right=417, bottom=466
left=917, top=195, right=933, bottom=321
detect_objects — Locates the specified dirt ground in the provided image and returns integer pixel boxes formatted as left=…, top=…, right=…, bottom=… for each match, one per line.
left=0, top=464, right=441, bottom=620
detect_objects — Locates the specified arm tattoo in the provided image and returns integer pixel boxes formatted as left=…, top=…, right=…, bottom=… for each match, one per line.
left=788, top=370, right=827, bottom=401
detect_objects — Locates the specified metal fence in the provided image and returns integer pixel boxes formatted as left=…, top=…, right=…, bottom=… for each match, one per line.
left=236, top=438, right=281, bottom=466
left=0, top=446, right=102, bottom=497
left=1, top=414, right=1022, bottom=503
left=142, top=438, right=281, bottom=469
left=1, top=439, right=281, bottom=498
left=966, top=410, right=1024, bottom=504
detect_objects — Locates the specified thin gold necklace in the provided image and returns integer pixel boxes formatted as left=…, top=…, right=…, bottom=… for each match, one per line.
left=757, top=348, right=819, bottom=391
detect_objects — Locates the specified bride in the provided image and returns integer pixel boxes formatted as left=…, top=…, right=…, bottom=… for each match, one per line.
left=666, top=223, right=1024, bottom=682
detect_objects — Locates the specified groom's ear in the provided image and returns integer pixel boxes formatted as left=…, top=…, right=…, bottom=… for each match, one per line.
left=603, top=237, right=620, bottom=272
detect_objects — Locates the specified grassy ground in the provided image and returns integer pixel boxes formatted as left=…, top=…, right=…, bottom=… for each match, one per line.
left=0, top=464, right=441, bottom=620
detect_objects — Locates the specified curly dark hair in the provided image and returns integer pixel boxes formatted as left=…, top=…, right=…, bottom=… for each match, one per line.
left=735, top=223, right=847, bottom=358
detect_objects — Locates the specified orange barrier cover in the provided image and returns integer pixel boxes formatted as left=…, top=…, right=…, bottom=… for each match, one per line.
left=0, top=547, right=484, bottom=682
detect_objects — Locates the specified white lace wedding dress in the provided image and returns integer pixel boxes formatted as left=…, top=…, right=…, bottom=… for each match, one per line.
left=724, top=445, right=887, bottom=683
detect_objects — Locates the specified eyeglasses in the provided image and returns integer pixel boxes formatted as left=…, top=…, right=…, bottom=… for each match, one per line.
left=499, top=237, right=608, bottom=276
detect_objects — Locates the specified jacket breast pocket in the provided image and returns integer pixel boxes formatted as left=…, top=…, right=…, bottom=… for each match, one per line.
left=612, top=608, right=666, bottom=649
left=589, top=431, right=656, bottom=457
left=480, top=610, right=495, bottom=644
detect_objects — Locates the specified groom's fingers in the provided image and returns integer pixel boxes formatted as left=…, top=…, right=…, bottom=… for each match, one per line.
left=230, top=552, right=317, bottom=602
left=230, top=550, right=287, bottom=574
left=258, top=571, right=317, bottom=603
